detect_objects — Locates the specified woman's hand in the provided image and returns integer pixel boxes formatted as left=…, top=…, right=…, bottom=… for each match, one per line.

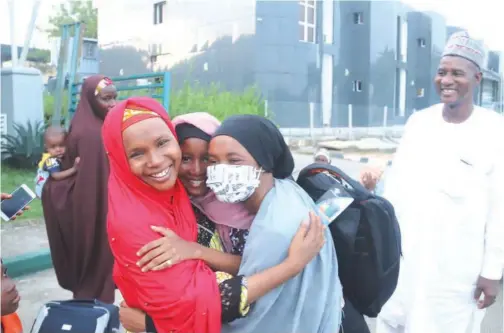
left=119, top=301, right=146, bottom=333
left=136, top=226, right=201, bottom=272
left=285, top=211, right=326, bottom=273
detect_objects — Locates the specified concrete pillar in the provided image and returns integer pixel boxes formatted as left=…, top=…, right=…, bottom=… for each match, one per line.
left=1, top=68, right=44, bottom=136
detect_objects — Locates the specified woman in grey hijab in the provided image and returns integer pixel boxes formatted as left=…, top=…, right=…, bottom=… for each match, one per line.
left=208, top=115, right=343, bottom=333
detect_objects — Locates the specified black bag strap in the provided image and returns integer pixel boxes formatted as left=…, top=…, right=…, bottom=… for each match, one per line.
left=57, top=299, right=100, bottom=305
left=298, top=163, right=372, bottom=201
left=55, top=299, right=117, bottom=308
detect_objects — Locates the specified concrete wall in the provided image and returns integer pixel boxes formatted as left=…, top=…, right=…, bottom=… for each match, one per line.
left=1, top=68, right=44, bottom=136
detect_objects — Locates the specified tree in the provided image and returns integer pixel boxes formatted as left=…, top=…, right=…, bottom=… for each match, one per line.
left=46, top=1, right=97, bottom=39
left=27, top=48, right=50, bottom=63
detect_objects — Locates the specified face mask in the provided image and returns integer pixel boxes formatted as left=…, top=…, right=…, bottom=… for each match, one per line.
left=206, top=164, right=262, bottom=203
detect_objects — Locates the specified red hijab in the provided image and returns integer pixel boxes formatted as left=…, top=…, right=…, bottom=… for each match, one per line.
left=102, top=97, right=221, bottom=333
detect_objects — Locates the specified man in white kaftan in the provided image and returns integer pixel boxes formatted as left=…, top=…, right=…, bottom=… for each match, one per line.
left=376, top=31, right=504, bottom=333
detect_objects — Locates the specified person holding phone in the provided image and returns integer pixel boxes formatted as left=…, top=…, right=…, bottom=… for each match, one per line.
left=1, top=196, right=28, bottom=333
left=0, top=191, right=31, bottom=222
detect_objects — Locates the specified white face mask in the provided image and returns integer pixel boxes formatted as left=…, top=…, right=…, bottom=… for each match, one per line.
left=206, top=164, right=262, bottom=203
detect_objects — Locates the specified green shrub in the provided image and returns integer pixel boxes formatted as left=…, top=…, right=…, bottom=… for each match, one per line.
left=55, top=80, right=268, bottom=123
left=116, top=81, right=267, bottom=120
left=1, top=121, right=45, bottom=170
left=43, top=92, right=69, bottom=124
left=170, top=82, right=267, bottom=120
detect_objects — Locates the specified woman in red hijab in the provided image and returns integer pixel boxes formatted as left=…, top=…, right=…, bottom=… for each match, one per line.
left=103, top=97, right=326, bottom=333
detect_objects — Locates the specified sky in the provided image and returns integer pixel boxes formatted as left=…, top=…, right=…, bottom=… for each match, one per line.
left=0, top=0, right=63, bottom=50
left=0, top=0, right=502, bottom=53
left=401, top=0, right=503, bottom=53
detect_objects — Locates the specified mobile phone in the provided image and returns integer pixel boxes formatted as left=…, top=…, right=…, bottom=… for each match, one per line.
left=316, top=183, right=354, bottom=225
left=0, top=184, right=36, bottom=222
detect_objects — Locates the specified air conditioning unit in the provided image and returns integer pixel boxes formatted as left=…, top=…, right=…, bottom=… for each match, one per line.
left=0, top=113, right=7, bottom=146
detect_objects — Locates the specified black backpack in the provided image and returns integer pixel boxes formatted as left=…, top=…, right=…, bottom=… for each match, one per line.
left=297, top=163, right=401, bottom=318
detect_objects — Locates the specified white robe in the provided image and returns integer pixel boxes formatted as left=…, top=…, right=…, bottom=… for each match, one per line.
left=376, top=104, right=504, bottom=333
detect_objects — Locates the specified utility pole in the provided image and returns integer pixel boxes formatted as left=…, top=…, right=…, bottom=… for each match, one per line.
left=500, top=71, right=504, bottom=114
left=19, top=0, right=42, bottom=66
left=7, top=0, right=18, bottom=67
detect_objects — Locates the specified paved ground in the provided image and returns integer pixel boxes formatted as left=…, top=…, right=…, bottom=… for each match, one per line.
left=14, top=270, right=125, bottom=330
left=1, top=219, right=49, bottom=257
left=5, top=153, right=503, bottom=332
left=14, top=266, right=504, bottom=332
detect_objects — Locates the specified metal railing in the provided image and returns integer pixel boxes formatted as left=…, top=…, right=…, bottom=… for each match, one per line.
left=53, top=22, right=84, bottom=127
left=68, top=72, right=171, bottom=124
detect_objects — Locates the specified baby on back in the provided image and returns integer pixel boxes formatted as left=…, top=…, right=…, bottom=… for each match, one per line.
left=35, top=126, right=80, bottom=197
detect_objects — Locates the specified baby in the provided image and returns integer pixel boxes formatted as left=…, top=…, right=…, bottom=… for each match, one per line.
left=35, top=126, right=80, bottom=198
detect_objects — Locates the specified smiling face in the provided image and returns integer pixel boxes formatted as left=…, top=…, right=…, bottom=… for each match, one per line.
left=179, top=138, right=210, bottom=197
left=435, top=56, right=482, bottom=106
left=122, top=117, right=181, bottom=191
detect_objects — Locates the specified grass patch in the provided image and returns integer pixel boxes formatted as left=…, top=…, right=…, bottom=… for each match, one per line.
left=1, top=166, right=43, bottom=221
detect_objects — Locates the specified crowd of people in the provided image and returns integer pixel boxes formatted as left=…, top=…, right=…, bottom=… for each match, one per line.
left=2, top=31, right=503, bottom=333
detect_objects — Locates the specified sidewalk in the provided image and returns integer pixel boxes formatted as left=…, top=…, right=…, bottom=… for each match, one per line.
left=2, top=155, right=502, bottom=332
left=1, top=219, right=52, bottom=277
left=318, top=137, right=399, bottom=152
left=14, top=269, right=503, bottom=333
left=293, top=145, right=395, bottom=168
left=287, top=136, right=398, bottom=168
left=14, top=269, right=124, bottom=330
left=1, top=219, right=48, bottom=258
left=3, top=215, right=503, bottom=333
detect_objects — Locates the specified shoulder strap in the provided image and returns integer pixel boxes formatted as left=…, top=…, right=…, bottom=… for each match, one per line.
left=298, top=163, right=372, bottom=201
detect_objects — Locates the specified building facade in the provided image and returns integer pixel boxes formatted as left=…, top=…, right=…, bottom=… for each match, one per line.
left=406, top=11, right=447, bottom=112
left=334, top=0, right=417, bottom=128
left=96, top=0, right=502, bottom=128
left=49, top=37, right=99, bottom=79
